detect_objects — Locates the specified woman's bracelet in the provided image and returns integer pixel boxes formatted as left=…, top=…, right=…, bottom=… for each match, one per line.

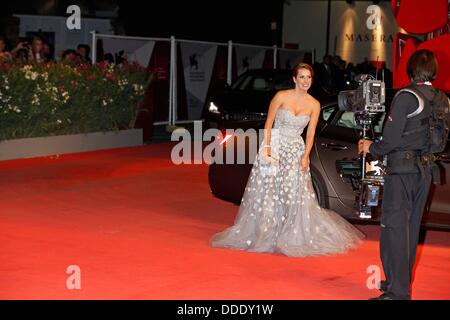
left=262, top=145, right=271, bottom=149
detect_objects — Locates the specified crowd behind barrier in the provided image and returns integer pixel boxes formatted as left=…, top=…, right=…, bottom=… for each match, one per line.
left=0, top=33, right=393, bottom=90
left=0, top=34, right=92, bottom=65
left=0, top=31, right=395, bottom=141
left=313, top=54, right=393, bottom=95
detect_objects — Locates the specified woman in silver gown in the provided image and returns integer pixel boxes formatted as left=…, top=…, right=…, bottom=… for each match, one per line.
left=210, top=63, right=364, bottom=257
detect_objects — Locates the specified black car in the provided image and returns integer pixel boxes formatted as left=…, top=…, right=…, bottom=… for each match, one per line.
left=208, top=77, right=450, bottom=230
left=204, top=69, right=328, bottom=130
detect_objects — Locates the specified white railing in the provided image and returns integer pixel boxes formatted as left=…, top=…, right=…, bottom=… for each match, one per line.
left=91, top=32, right=312, bottom=126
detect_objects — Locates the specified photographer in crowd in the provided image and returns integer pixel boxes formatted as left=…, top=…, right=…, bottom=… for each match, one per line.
left=10, top=35, right=49, bottom=63
left=359, top=49, right=450, bottom=300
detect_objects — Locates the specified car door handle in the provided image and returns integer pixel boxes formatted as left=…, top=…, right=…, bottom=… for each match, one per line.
left=436, top=153, right=450, bottom=163
left=320, top=142, right=349, bottom=151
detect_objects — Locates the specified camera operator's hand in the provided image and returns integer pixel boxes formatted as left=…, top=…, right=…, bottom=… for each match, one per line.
left=358, top=139, right=373, bottom=156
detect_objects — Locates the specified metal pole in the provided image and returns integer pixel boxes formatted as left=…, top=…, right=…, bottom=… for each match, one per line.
left=227, top=40, right=233, bottom=85
left=233, top=42, right=273, bottom=49
left=361, top=124, right=367, bottom=182
left=173, top=38, right=178, bottom=126
left=169, top=36, right=175, bottom=127
left=91, top=31, right=96, bottom=64
left=325, top=0, right=331, bottom=55
left=93, top=33, right=169, bottom=42
left=273, top=45, right=278, bottom=69
left=177, top=38, right=227, bottom=46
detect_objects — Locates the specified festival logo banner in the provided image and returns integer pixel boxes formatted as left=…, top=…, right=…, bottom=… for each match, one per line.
left=102, top=39, right=155, bottom=67
left=180, top=42, right=218, bottom=120
left=279, top=49, right=306, bottom=70
left=235, top=46, right=267, bottom=76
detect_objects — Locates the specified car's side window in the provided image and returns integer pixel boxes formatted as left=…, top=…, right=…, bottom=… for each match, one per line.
left=248, top=76, right=270, bottom=91
left=273, top=74, right=294, bottom=90
left=335, top=111, right=386, bottom=133
left=336, top=111, right=357, bottom=129
left=321, top=105, right=338, bottom=123
left=239, top=75, right=254, bottom=90
left=274, top=80, right=293, bottom=90
left=373, top=113, right=386, bottom=133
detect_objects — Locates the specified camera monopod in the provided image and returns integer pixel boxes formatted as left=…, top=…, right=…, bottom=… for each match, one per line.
left=357, top=112, right=375, bottom=219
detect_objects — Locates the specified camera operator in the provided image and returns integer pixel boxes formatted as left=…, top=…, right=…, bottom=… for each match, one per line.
left=359, top=50, right=449, bottom=300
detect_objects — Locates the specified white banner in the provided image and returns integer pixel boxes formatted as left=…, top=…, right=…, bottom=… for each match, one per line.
left=102, top=39, right=155, bottom=67
left=279, top=50, right=306, bottom=70
left=180, top=42, right=218, bottom=120
left=235, top=46, right=267, bottom=76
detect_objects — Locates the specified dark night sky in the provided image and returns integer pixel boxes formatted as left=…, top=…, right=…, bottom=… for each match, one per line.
left=2, top=0, right=285, bottom=46
left=116, top=0, right=284, bottom=45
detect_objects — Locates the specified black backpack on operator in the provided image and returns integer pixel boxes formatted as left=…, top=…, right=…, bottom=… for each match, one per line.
left=399, top=84, right=450, bottom=155
left=427, top=90, right=450, bottom=154
left=395, top=84, right=450, bottom=184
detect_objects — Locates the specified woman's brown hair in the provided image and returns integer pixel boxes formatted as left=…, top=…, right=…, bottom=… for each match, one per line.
left=292, top=62, right=314, bottom=79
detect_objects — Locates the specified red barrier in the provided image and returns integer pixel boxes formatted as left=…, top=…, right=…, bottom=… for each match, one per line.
left=392, top=33, right=419, bottom=89
left=392, top=0, right=450, bottom=91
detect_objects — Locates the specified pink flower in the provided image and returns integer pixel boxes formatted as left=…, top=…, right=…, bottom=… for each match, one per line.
left=98, top=61, right=108, bottom=71
left=105, top=72, right=116, bottom=81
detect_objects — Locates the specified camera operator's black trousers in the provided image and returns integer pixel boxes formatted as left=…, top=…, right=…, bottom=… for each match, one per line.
left=380, top=170, right=432, bottom=299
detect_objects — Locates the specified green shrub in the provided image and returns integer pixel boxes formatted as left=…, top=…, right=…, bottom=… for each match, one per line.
left=0, top=61, right=151, bottom=140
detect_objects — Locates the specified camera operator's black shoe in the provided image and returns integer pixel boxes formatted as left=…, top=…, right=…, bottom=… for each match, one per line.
left=369, top=293, right=394, bottom=300
left=369, top=293, right=410, bottom=300
left=378, top=280, right=388, bottom=293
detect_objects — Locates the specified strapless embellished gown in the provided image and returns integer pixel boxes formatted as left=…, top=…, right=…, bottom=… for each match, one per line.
left=210, top=108, right=365, bottom=256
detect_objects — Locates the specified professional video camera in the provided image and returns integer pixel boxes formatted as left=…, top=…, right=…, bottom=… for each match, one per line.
left=337, top=75, right=386, bottom=219
left=338, top=74, right=386, bottom=114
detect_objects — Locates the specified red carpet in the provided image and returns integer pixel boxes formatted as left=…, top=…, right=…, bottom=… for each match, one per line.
left=0, top=143, right=449, bottom=300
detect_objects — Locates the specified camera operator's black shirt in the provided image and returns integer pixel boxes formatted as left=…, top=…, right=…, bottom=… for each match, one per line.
left=369, top=89, right=430, bottom=157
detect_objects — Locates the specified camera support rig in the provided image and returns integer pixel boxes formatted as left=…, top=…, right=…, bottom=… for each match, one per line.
left=339, top=77, right=386, bottom=219
left=356, top=80, right=386, bottom=219
left=355, top=112, right=384, bottom=219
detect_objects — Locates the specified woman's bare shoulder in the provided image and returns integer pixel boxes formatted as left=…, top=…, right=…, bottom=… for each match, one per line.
left=276, top=89, right=294, bottom=97
left=307, top=94, right=321, bottom=109
left=273, top=89, right=293, bottom=103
